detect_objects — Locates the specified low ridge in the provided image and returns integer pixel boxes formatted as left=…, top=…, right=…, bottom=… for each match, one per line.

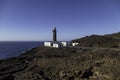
left=72, top=35, right=120, bottom=48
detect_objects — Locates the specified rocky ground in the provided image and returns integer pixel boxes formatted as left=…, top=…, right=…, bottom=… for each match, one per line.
left=72, top=35, right=119, bottom=48
left=0, top=46, right=120, bottom=80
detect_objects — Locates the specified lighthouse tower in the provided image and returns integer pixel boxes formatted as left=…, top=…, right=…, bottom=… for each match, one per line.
left=44, top=27, right=69, bottom=48
left=53, top=27, right=57, bottom=42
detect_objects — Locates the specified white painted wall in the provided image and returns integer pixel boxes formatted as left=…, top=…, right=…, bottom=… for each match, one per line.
left=72, top=43, right=79, bottom=46
left=53, top=43, right=59, bottom=48
left=44, top=42, right=52, bottom=47
left=61, top=42, right=67, bottom=46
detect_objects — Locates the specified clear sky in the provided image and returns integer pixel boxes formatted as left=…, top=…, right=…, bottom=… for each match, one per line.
left=0, top=0, right=120, bottom=41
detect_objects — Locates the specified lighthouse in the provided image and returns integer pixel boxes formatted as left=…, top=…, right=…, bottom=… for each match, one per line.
left=53, top=27, right=57, bottom=42
left=44, top=27, right=70, bottom=48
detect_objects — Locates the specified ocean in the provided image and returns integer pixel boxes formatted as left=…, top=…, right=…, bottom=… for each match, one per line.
left=0, top=41, right=43, bottom=59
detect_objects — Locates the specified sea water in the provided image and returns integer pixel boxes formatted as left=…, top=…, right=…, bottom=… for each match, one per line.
left=0, top=41, right=43, bottom=59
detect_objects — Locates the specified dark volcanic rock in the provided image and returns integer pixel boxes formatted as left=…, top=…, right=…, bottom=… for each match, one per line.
left=0, top=47, right=120, bottom=80
left=72, top=35, right=119, bottom=48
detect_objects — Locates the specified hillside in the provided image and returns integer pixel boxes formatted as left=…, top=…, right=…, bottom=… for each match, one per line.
left=0, top=47, right=120, bottom=80
left=0, top=32, right=120, bottom=80
left=72, top=35, right=120, bottom=48
left=105, top=32, right=120, bottom=40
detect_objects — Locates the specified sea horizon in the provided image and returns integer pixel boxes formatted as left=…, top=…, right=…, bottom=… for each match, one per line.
left=0, top=41, right=44, bottom=59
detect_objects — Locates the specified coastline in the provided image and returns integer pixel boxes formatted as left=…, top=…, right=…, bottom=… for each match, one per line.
left=0, top=41, right=43, bottom=59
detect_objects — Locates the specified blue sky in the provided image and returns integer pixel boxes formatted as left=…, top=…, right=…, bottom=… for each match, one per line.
left=0, top=0, right=120, bottom=41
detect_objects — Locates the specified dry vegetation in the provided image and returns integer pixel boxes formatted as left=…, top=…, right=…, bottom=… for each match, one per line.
left=0, top=47, right=120, bottom=80
left=72, top=35, right=119, bottom=48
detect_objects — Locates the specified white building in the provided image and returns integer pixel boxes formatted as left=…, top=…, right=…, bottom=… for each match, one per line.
left=44, top=27, right=78, bottom=48
left=44, top=41, right=67, bottom=48
left=72, top=42, right=79, bottom=46
left=53, top=42, right=62, bottom=48
left=44, top=42, right=52, bottom=47
left=61, top=42, right=68, bottom=47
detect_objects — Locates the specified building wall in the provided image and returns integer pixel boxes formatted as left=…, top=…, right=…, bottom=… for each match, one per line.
left=53, top=44, right=59, bottom=48
left=44, top=42, right=52, bottom=47
left=72, top=43, right=79, bottom=46
left=61, top=42, right=67, bottom=46
left=44, top=41, right=77, bottom=48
